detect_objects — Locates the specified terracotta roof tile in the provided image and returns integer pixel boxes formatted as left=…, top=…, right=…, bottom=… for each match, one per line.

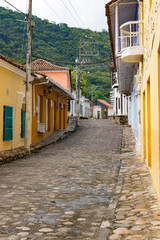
left=97, top=99, right=112, bottom=108
left=0, top=54, right=25, bottom=71
left=31, top=59, right=69, bottom=71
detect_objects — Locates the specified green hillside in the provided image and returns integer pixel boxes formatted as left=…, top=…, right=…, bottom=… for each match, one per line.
left=0, top=7, right=111, bottom=101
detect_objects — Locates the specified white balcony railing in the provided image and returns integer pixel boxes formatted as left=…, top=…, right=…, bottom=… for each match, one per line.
left=120, top=21, right=143, bottom=62
left=120, top=21, right=143, bottom=50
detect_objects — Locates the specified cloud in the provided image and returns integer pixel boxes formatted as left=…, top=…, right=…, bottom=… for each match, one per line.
left=0, top=0, right=109, bottom=31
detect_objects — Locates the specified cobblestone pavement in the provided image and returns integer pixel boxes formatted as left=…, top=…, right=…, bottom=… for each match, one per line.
left=108, top=126, right=160, bottom=240
left=1, top=120, right=160, bottom=240
left=0, top=119, right=122, bottom=240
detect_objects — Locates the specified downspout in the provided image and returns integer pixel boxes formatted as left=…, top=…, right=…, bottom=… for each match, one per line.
left=33, top=80, right=49, bottom=116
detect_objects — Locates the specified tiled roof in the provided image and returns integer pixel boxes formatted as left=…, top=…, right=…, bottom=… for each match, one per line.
left=40, top=72, right=70, bottom=92
left=0, top=54, right=25, bottom=71
left=31, top=59, right=69, bottom=72
left=97, top=99, right=112, bottom=108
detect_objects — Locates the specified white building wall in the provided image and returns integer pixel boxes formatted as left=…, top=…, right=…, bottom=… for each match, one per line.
left=108, top=107, right=113, bottom=116
left=70, top=90, right=91, bottom=118
left=127, top=80, right=141, bottom=155
left=93, top=106, right=101, bottom=119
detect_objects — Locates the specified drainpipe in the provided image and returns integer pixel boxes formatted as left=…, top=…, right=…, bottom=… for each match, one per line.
left=33, top=80, right=49, bottom=116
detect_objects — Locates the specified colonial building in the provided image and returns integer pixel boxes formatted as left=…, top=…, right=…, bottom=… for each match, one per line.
left=0, top=55, right=33, bottom=151
left=93, top=99, right=113, bottom=119
left=31, top=59, right=73, bottom=144
left=139, top=0, right=160, bottom=198
left=105, top=0, right=141, bottom=154
left=106, top=0, right=160, bottom=199
left=70, top=90, right=91, bottom=119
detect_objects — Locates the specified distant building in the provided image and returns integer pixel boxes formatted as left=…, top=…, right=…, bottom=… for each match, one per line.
left=93, top=99, right=113, bottom=119
left=70, top=90, right=91, bottom=119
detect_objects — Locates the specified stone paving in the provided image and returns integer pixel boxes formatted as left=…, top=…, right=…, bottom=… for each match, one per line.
left=0, top=119, right=122, bottom=240
left=0, top=119, right=160, bottom=240
left=108, top=126, right=160, bottom=240
left=0, top=117, right=77, bottom=165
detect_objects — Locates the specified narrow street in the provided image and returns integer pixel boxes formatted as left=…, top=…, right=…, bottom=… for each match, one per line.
left=0, top=119, right=123, bottom=240
left=1, top=119, right=160, bottom=240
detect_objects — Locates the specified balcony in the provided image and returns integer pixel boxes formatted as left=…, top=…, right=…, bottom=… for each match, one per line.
left=111, top=68, right=118, bottom=88
left=120, top=21, right=143, bottom=63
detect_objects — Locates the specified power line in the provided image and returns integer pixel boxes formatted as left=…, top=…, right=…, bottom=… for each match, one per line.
left=32, top=53, right=111, bottom=66
left=66, top=0, right=85, bottom=27
left=43, top=0, right=63, bottom=22
left=20, top=0, right=28, bottom=61
left=4, top=0, right=26, bottom=15
left=60, top=0, right=82, bottom=28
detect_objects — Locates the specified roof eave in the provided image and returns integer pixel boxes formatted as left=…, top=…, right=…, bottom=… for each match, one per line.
left=105, top=0, right=117, bottom=70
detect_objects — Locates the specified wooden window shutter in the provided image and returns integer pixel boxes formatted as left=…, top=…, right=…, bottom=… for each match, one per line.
left=3, top=106, right=13, bottom=141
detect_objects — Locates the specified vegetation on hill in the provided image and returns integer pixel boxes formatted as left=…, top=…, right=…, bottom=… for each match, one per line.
left=0, top=7, right=111, bottom=102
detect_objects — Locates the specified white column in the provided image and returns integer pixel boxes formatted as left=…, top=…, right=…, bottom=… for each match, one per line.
left=115, top=3, right=119, bottom=55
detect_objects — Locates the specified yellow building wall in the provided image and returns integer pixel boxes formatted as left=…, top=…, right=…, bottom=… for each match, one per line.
left=32, top=80, right=68, bottom=144
left=0, top=65, right=26, bottom=151
left=140, top=0, right=160, bottom=198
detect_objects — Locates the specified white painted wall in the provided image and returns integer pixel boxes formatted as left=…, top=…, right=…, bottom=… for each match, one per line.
left=70, top=90, right=91, bottom=118
left=93, top=106, right=102, bottom=119
left=108, top=107, right=113, bottom=116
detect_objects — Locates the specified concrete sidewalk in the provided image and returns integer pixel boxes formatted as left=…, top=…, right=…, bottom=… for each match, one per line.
left=108, top=126, right=160, bottom=240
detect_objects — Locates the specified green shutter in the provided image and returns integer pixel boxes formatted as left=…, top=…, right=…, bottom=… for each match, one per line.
left=3, top=106, right=13, bottom=141
left=21, top=110, right=25, bottom=138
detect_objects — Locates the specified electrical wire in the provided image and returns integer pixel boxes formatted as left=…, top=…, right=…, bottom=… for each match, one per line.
left=4, top=0, right=26, bottom=15
left=32, top=53, right=112, bottom=66
left=60, top=0, right=82, bottom=28
left=20, top=0, right=28, bottom=61
left=20, top=20, right=27, bottom=61
left=66, top=0, right=85, bottom=27
left=43, top=0, right=63, bottom=22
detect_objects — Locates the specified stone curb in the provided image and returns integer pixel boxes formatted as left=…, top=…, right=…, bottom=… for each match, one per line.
left=0, top=124, right=77, bottom=166
left=96, top=125, right=137, bottom=240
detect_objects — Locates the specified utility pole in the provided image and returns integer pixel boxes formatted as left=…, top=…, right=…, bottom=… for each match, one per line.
left=24, top=0, right=32, bottom=151
left=91, top=86, right=101, bottom=101
left=76, top=38, right=99, bottom=123
left=76, top=39, right=81, bottom=123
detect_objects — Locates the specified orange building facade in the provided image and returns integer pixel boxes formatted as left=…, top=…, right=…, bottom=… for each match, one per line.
left=31, top=59, right=73, bottom=144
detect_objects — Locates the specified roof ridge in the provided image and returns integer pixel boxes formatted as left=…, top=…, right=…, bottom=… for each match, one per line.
left=31, top=58, right=69, bottom=71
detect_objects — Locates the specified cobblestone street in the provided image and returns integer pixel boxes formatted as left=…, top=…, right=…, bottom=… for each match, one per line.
left=0, top=119, right=122, bottom=240
left=0, top=119, right=160, bottom=240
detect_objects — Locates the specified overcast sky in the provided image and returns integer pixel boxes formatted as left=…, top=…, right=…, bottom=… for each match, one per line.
left=0, top=0, right=109, bottom=31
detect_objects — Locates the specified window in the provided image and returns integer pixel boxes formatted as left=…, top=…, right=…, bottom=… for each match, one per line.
left=80, top=104, right=83, bottom=115
left=21, top=110, right=25, bottom=138
left=118, top=98, right=120, bottom=109
left=3, top=106, right=13, bottom=141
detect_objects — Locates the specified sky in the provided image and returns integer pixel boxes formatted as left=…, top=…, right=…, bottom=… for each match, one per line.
left=0, top=0, right=109, bottom=32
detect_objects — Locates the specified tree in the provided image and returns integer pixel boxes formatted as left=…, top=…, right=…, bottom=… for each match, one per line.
left=71, top=67, right=86, bottom=96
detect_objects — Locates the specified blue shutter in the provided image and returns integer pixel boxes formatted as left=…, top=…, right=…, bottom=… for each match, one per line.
left=21, top=111, right=25, bottom=138
left=3, top=106, right=13, bottom=141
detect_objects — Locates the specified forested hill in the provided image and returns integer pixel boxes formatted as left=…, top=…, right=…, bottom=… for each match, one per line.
left=0, top=7, right=111, bottom=101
